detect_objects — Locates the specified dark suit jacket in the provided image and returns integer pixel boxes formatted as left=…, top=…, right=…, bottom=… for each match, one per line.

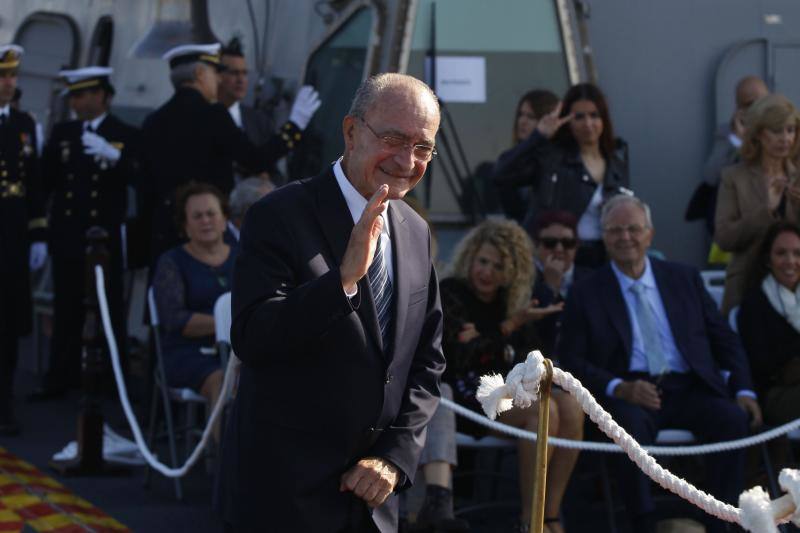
left=240, top=104, right=274, bottom=147
left=558, top=258, right=753, bottom=399
left=532, top=264, right=591, bottom=358
left=216, top=169, right=445, bottom=532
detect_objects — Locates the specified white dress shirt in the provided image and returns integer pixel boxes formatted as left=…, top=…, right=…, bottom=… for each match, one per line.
left=228, top=101, right=244, bottom=129
left=84, top=112, right=107, bottom=131
left=333, top=158, right=394, bottom=297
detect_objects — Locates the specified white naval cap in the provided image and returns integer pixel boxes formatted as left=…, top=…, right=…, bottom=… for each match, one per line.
left=162, top=43, right=222, bottom=70
left=0, top=44, right=23, bottom=69
left=59, top=66, right=115, bottom=94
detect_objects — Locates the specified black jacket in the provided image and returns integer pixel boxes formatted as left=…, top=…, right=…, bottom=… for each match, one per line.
left=531, top=264, right=591, bottom=358
left=216, top=169, right=445, bottom=532
left=492, top=131, right=630, bottom=226
left=43, top=114, right=140, bottom=257
left=737, top=285, right=800, bottom=396
left=0, top=108, right=46, bottom=336
left=140, top=87, right=299, bottom=261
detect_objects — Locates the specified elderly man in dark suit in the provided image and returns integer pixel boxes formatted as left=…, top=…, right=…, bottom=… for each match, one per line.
left=558, top=194, right=762, bottom=533
left=215, top=73, right=445, bottom=533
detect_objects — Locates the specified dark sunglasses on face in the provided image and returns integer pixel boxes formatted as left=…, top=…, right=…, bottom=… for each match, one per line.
left=538, top=237, right=578, bottom=250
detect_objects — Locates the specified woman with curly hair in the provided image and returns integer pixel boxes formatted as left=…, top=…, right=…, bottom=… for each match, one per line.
left=441, top=219, right=584, bottom=533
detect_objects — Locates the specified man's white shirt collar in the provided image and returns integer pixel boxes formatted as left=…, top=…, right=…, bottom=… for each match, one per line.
left=0, top=105, right=9, bottom=118
left=84, top=112, right=107, bottom=131
left=332, top=158, right=390, bottom=238
left=228, top=101, right=243, bottom=129
left=611, top=256, right=656, bottom=293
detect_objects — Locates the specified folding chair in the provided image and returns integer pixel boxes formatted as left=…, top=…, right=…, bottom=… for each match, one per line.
left=143, top=287, right=208, bottom=500
left=213, top=292, right=232, bottom=369
left=700, top=270, right=726, bottom=309
left=453, top=432, right=517, bottom=517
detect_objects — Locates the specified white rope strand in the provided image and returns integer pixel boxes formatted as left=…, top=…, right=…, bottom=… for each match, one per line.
left=96, top=265, right=236, bottom=478
left=440, top=398, right=800, bottom=454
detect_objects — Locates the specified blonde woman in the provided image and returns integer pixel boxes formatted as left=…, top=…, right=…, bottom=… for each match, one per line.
left=716, top=93, right=800, bottom=314
left=441, top=219, right=583, bottom=533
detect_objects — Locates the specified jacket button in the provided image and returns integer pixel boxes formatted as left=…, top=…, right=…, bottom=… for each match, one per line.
left=66, top=192, right=73, bottom=199
left=91, top=174, right=98, bottom=181
left=90, top=209, right=98, bottom=217
left=385, top=373, right=392, bottom=384
left=65, top=209, right=71, bottom=216
left=91, top=191, right=98, bottom=198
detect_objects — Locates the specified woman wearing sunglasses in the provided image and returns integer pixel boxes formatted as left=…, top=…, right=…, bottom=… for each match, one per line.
left=493, top=83, right=630, bottom=267
left=528, top=210, right=592, bottom=356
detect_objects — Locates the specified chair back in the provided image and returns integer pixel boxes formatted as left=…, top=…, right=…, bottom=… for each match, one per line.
left=213, top=292, right=232, bottom=344
left=147, top=287, right=159, bottom=327
left=700, top=270, right=725, bottom=309
left=728, top=306, right=740, bottom=333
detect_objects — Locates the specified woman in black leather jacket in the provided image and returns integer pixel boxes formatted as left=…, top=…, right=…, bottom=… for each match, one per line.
left=493, top=83, right=630, bottom=267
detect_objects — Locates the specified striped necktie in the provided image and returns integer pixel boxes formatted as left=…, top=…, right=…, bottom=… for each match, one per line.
left=368, top=232, right=393, bottom=351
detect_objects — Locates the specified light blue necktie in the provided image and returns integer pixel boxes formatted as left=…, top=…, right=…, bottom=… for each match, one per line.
left=368, top=233, right=393, bottom=350
left=630, top=282, right=668, bottom=376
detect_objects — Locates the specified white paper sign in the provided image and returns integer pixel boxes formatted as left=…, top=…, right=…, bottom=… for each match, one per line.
left=425, top=56, right=486, bottom=103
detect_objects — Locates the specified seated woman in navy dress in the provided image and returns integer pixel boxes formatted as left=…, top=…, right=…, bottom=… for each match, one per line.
left=153, top=183, right=235, bottom=439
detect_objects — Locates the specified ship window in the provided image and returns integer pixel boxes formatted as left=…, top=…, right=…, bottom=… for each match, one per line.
left=88, top=16, right=114, bottom=66
left=290, top=6, right=374, bottom=180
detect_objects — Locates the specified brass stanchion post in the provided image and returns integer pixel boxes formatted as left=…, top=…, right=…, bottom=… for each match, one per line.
left=530, top=358, right=554, bottom=533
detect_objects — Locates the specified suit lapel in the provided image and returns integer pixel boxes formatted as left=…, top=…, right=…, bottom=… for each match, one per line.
left=312, top=170, right=383, bottom=352
left=599, top=264, right=633, bottom=358
left=388, top=202, right=408, bottom=360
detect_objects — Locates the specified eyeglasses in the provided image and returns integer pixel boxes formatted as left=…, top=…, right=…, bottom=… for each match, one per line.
left=538, top=237, right=578, bottom=250
left=603, top=224, right=648, bottom=237
left=359, top=118, right=437, bottom=162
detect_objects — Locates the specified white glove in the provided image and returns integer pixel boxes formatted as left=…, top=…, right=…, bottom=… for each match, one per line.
left=82, top=131, right=121, bottom=163
left=288, top=85, right=322, bottom=130
left=29, top=241, right=48, bottom=270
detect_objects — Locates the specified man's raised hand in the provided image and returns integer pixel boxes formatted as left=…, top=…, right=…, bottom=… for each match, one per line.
left=341, top=185, right=389, bottom=294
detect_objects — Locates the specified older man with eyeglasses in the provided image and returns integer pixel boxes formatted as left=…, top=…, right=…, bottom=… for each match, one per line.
left=216, top=73, right=445, bottom=533
left=558, top=194, right=762, bottom=533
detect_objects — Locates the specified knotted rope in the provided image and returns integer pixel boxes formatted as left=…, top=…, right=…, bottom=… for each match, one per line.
left=476, top=351, right=800, bottom=531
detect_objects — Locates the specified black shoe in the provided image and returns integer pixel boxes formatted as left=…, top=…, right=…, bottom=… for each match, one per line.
left=0, top=400, right=21, bottom=436
left=415, top=485, right=470, bottom=532
left=27, top=385, right=68, bottom=402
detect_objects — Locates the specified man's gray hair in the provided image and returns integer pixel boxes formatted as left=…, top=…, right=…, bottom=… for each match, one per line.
left=229, top=177, right=274, bottom=220
left=169, top=62, right=200, bottom=90
left=600, top=194, right=654, bottom=229
left=348, top=72, right=439, bottom=119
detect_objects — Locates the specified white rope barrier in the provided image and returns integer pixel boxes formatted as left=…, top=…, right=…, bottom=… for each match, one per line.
left=96, top=265, right=237, bottom=478
left=470, top=351, right=800, bottom=530
left=440, top=397, right=800, bottom=455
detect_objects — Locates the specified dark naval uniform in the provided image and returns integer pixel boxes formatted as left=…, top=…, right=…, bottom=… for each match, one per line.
left=140, top=86, right=300, bottom=262
left=0, top=107, right=46, bottom=403
left=41, top=114, right=140, bottom=391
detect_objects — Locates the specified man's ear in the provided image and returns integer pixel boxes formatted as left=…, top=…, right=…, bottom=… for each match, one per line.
left=342, top=115, right=356, bottom=152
